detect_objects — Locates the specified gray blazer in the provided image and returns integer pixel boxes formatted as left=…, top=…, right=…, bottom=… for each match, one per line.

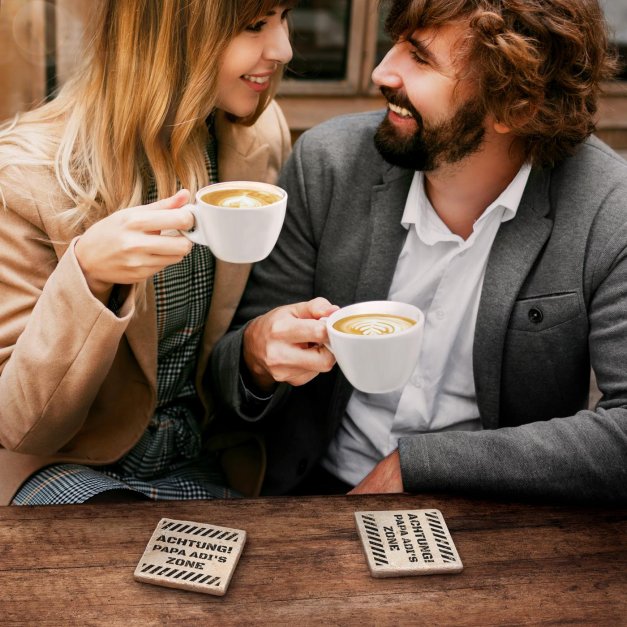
left=211, top=111, right=627, bottom=502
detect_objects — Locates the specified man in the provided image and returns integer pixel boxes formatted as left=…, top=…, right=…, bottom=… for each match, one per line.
left=211, top=0, right=627, bottom=502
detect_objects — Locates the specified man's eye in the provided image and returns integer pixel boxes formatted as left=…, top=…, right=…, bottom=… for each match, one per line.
left=410, top=50, right=428, bottom=65
left=246, top=19, right=267, bottom=32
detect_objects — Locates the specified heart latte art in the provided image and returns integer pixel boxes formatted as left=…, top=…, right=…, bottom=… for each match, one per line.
left=201, top=188, right=282, bottom=208
left=333, top=313, right=417, bottom=336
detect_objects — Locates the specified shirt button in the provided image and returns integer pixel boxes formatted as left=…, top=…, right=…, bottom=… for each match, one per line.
left=412, top=375, right=423, bottom=387
left=297, top=459, right=308, bottom=475
left=435, top=309, right=445, bottom=320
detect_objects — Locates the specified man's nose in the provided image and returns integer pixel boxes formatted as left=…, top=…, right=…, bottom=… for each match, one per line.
left=371, top=45, right=403, bottom=89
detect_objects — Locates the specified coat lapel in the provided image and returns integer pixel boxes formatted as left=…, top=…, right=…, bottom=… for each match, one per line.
left=215, top=110, right=270, bottom=183
left=194, top=111, right=275, bottom=406
left=124, top=281, right=158, bottom=395
left=195, top=260, right=252, bottom=408
left=474, top=168, right=553, bottom=429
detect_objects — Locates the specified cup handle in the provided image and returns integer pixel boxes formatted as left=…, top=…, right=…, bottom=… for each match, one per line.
left=318, top=316, right=334, bottom=353
left=180, top=204, right=203, bottom=244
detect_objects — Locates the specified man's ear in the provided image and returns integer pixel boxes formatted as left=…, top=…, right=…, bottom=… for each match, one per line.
left=493, top=121, right=511, bottom=134
left=493, top=100, right=540, bottom=134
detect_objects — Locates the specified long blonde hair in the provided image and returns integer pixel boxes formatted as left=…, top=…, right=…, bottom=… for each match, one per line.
left=0, top=0, right=292, bottom=230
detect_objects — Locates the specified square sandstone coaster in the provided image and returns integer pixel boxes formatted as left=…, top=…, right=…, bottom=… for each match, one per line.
left=134, top=518, right=246, bottom=596
left=355, top=509, right=463, bottom=578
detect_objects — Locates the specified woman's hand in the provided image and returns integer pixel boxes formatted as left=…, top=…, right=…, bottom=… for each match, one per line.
left=75, top=189, right=195, bottom=302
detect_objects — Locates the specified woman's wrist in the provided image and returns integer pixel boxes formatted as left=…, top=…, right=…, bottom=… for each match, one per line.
left=74, top=237, right=114, bottom=304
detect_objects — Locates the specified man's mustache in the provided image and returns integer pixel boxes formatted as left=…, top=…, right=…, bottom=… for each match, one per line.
left=380, top=86, right=421, bottom=122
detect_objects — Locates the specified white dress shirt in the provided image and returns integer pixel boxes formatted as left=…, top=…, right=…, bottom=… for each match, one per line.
left=321, top=163, right=532, bottom=485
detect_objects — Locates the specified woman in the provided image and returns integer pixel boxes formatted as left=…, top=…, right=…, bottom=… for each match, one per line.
left=0, top=0, right=295, bottom=504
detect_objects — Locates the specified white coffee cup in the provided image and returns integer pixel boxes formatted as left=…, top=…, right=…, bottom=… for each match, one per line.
left=326, top=300, right=424, bottom=394
left=182, top=181, right=287, bottom=263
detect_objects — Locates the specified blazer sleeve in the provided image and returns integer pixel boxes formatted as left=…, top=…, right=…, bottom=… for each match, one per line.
left=0, top=172, right=135, bottom=454
left=210, top=130, right=321, bottom=422
left=399, top=184, right=627, bottom=503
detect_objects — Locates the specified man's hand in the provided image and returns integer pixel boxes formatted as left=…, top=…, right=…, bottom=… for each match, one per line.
left=349, top=449, right=405, bottom=495
left=242, top=297, right=339, bottom=391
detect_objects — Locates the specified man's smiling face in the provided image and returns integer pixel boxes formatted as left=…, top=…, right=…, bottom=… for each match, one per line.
left=371, top=22, right=487, bottom=171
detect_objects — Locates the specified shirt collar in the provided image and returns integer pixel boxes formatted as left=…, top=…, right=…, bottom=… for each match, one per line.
left=401, top=162, right=532, bottom=233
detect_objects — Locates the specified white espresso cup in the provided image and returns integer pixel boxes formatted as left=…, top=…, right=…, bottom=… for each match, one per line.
left=182, top=181, right=287, bottom=263
left=326, top=300, right=424, bottom=394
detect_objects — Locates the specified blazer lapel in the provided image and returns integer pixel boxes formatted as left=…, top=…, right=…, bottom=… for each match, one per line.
left=354, top=166, right=414, bottom=302
left=330, top=166, right=413, bottom=422
left=474, top=168, right=553, bottom=429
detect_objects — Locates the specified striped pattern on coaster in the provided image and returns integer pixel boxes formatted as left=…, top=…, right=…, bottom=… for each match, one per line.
left=134, top=517, right=246, bottom=596
left=354, top=509, right=463, bottom=577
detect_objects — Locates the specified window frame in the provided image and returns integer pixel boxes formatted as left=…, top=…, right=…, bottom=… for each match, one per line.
left=278, top=0, right=374, bottom=96
left=281, top=1, right=626, bottom=99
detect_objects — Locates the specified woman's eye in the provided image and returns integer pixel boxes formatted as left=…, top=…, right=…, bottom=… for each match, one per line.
left=281, top=8, right=292, bottom=20
left=246, top=20, right=267, bottom=33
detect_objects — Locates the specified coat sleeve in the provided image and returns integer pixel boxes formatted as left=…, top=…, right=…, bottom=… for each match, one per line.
left=0, top=172, right=135, bottom=455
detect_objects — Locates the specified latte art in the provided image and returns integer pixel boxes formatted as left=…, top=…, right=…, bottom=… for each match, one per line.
left=201, top=188, right=282, bottom=208
left=333, top=313, right=416, bottom=336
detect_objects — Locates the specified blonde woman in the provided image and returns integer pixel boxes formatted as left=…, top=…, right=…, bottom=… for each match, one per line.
left=0, top=0, right=295, bottom=504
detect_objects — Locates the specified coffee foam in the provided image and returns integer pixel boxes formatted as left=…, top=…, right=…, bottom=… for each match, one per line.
left=333, top=313, right=416, bottom=336
left=201, top=188, right=282, bottom=208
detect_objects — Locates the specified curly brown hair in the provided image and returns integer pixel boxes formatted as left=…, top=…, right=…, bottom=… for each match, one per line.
left=382, top=0, right=619, bottom=167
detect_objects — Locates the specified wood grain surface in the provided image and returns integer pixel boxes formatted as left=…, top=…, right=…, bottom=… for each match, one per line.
left=0, top=494, right=625, bottom=625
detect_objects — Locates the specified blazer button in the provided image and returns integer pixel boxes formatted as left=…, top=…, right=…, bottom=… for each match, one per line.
left=297, top=459, right=308, bottom=475
left=528, top=307, right=544, bottom=324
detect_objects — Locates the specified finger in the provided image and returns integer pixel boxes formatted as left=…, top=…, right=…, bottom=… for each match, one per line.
left=268, top=316, right=329, bottom=345
left=121, top=233, right=193, bottom=257
left=125, top=207, right=195, bottom=233
left=291, top=297, right=340, bottom=320
left=285, top=372, right=320, bottom=387
left=122, top=254, right=193, bottom=280
left=267, top=342, right=335, bottom=374
left=270, top=365, right=312, bottom=382
left=147, top=253, right=193, bottom=267
left=270, top=365, right=322, bottom=387
left=146, top=189, right=191, bottom=211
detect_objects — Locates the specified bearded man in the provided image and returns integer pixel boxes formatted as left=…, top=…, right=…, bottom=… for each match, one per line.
left=210, top=0, right=627, bottom=502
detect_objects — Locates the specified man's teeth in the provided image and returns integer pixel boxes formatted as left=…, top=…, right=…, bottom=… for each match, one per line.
left=243, top=75, right=270, bottom=84
left=388, top=103, right=413, bottom=118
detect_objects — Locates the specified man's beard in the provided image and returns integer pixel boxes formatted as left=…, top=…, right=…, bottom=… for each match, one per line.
left=374, top=86, right=487, bottom=171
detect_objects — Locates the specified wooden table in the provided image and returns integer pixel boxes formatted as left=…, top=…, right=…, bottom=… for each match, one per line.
left=0, top=494, right=625, bottom=625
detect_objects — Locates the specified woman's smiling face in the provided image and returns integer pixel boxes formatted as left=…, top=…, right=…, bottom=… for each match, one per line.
left=215, top=4, right=293, bottom=118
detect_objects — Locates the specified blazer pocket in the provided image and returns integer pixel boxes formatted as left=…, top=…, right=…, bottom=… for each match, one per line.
left=508, top=292, right=582, bottom=332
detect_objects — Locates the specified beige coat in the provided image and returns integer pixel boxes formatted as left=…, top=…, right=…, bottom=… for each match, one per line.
left=0, top=101, right=290, bottom=504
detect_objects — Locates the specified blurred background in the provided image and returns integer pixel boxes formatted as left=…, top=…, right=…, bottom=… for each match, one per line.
left=0, top=0, right=625, bottom=156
